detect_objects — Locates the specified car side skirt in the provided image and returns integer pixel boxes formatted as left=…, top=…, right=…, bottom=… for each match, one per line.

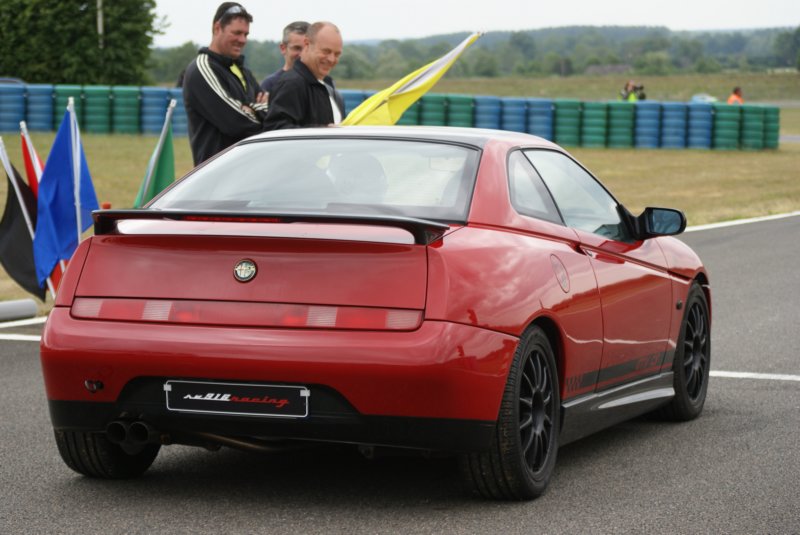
left=560, top=372, right=675, bottom=445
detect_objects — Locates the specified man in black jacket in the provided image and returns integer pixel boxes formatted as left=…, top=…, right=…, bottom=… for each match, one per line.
left=183, top=3, right=268, bottom=165
left=264, top=22, right=345, bottom=130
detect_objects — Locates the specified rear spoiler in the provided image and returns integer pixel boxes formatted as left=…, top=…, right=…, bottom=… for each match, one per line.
left=93, top=209, right=452, bottom=245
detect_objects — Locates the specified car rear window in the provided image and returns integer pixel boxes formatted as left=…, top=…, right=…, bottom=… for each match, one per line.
left=152, top=138, right=480, bottom=222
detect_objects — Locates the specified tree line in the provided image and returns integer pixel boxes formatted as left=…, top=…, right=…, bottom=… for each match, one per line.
left=149, top=25, right=800, bottom=85
left=1, top=0, right=798, bottom=86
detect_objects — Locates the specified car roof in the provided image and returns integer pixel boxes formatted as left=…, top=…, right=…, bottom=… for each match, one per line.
left=246, top=125, right=560, bottom=150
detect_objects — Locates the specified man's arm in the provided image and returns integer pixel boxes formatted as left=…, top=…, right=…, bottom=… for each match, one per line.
left=184, top=55, right=265, bottom=138
left=263, top=76, right=307, bottom=131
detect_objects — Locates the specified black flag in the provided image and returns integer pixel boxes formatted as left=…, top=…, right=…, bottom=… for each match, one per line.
left=0, top=163, right=46, bottom=301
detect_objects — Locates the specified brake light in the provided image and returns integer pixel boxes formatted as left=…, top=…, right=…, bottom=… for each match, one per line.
left=71, top=298, right=422, bottom=331
left=183, top=215, right=282, bottom=223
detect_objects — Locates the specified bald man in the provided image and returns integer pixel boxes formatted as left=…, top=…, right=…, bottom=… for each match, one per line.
left=264, top=21, right=345, bottom=130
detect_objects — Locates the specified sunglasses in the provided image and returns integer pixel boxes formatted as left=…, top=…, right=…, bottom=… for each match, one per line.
left=217, top=5, right=244, bottom=22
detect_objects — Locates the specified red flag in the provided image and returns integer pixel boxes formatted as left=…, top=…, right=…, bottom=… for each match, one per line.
left=20, top=129, right=44, bottom=197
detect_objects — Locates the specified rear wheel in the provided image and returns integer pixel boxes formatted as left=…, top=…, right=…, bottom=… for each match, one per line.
left=460, top=326, right=560, bottom=500
left=658, top=282, right=711, bottom=421
left=54, top=430, right=159, bottom=479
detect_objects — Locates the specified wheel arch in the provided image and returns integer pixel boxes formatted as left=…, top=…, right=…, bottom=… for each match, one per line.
left=693, top=271, right=712, bottom=326
left=527, top=315, right=564, bottom=393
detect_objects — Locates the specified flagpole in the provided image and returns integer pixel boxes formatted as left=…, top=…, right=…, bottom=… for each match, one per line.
left=140, top=99, right=176, bottom=205
left=0, top=137, right=56, bottom=299
left=67, top=97, right=83, bottom=247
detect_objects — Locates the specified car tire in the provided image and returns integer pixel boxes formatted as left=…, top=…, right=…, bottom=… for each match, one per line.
left=459, top=326, right=560, bottom=500
left=658, top=282, right=711, bottom=421
left=54, top=430, right=160, bottom=479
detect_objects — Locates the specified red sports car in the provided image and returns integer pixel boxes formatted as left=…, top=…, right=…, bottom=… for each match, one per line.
left=40, top=126, right=710, bottom=500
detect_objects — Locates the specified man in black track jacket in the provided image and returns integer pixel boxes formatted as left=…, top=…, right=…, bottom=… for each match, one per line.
left=183, top=3, right=268, bottom=165
left=264, top=22, right=345, bottom=131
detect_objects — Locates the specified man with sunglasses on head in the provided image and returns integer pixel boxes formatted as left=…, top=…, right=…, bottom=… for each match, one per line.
left=264, top=21, right=345, bottom=130
left=260, top=21, right=310, bottom=94
left=182, top=2, right=268, bottom=165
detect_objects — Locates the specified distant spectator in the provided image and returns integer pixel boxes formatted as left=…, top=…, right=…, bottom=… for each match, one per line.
left=260, top=21, right=310, bottom=94
left=182, top=2, right=268, bottom=165
left=619, top=80, right=646, bottom=102
left=727, top=86, right=744, bottom=105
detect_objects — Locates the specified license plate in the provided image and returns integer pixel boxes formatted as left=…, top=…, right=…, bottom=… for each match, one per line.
left=164, top=380, right=310, bottom=418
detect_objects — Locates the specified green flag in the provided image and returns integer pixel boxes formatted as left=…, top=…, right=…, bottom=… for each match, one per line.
left=134, top=113, right=175, bottom=208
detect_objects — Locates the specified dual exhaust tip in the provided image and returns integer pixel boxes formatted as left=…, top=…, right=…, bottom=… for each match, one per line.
left=106, top=420, right=160, bottom=448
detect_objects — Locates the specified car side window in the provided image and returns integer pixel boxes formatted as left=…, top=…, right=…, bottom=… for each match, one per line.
left=523, top=150, right=632, bottom=242
left=507, top=151, right=562, bottom=224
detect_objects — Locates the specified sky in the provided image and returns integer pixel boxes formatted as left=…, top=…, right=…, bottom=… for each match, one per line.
left=152, top=0, right=800, bottom=47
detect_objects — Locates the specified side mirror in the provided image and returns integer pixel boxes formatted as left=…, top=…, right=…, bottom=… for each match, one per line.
left=636, top=207, right=686, bottom=238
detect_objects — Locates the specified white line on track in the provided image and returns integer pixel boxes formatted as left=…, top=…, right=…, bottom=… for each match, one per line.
left=711, top=370, right=800, bottom=382
left=685, top=211, right=800, bottom=232
left=0, top=334, right=41, bottom=342
left=0, top=316, right=47, bottom=329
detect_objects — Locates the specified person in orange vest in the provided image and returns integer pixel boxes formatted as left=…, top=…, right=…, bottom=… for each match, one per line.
left=727, top=86, right=744, bottom=105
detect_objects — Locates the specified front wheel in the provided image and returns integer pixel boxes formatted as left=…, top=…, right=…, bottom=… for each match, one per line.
left=657, top=281, right=711, bottom=421
left=460, top=326, right=560, bottom=500
left=54, top=430, right=160, bottom=479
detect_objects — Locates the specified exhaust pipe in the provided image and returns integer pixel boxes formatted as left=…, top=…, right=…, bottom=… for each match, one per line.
left=106, top=419, right=163, bottom=450
left=128, top=421, right=160, bottom=445
left=105, top=420, right=130, bottom=444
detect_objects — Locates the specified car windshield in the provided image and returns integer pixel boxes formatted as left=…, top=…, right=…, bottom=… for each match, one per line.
left=152, top=138, right=480, bottom=222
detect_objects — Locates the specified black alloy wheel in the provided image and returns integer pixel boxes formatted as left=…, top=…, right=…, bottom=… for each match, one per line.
left=657, top=281, right=711, bottom=421
left=460, top=326, right=560, bottom=500
left=683, top=297, right=710, bottom=402
left=519, top=342, right=556, bottom=474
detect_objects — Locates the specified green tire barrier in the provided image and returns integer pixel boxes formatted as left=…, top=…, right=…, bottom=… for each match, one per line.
left=554, top=99, right=581, bottom=147
left=83, top=85, right=111, bottom=134
left=607, top=101, right=635, bottom=148
left=420, top=93, right=447, bottom=126
left=764, top=107, right=780, bottom=149
left=740, top=105, right=765, bottom=150
left=112, top=86, right=141, bottom=134
left=53, top=84, right=83, bottom=124
left=581, top=102, right=608, bottom=147
left=447, top=94, right=473, bottom=127
left=712, top=103, right=741, bottom=150
left=9, top=84, right=783, bottom=149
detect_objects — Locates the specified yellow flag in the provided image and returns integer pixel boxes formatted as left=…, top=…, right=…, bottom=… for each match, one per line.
left=342, top=32, right=482, bottom=126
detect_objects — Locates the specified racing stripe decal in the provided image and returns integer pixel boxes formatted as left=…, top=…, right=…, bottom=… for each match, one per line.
left=196, top=54, right=259, bottom=123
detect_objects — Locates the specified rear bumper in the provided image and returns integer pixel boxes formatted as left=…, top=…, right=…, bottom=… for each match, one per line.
left=41, top=308, right=518, bottom=451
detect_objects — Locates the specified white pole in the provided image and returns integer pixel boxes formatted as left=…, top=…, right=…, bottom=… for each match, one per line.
left=97, top=0, right=104, bottom=49
left=0, top=137, right=55, bottom=298
left=67, top=97, right=82, bottom=246
left=140, top=99, right=176, bottom=204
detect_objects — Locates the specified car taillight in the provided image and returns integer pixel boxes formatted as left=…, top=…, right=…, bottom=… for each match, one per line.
left=71, top=298, right=422, bottom=331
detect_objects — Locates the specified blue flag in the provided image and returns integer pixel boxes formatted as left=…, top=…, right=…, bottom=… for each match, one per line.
left=33, top=106, right=98, bottom=286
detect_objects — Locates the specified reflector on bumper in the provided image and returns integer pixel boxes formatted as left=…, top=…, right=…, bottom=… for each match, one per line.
left=71, top=298, right=422, bottom=331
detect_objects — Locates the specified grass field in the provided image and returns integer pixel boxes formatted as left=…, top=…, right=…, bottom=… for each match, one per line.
left=1, top=74, right=799, bottom=308
left=341, top=72, right=800, bottom=103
